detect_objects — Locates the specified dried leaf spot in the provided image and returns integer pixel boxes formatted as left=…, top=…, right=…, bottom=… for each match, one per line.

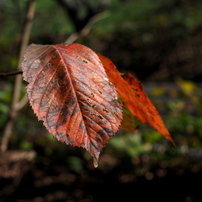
left=103, top=109, right=109, bottom=113
left=47, top=62, right=52, bottom=67
left=83, top=59, right=88, bottom=63
left=98, top=89, right=102, bottom=94
left=52, top=54, right=57, bottom=60
left=90, top=113, right=97, bottom=116
left=31, top=59, right=41, bottom=68
left=114, top=112, right=120, bottom=119
left=46, top=99, right=51, bottom=107
left=92, top=104, right=96, bottom=108
left=98, top=115, right=103, bottom=120
left=86, top=98, right=93, bottom=106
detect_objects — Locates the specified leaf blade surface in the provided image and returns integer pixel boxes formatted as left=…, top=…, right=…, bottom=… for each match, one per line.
left=22, top=43, right=122, bottom=166
left=97, top=54, right=174, bottom=144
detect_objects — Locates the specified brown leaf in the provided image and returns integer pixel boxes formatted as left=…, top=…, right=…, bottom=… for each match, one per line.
left=22, top=43, right=122, bottom=167
left=97, top=54, right=174, bottom=145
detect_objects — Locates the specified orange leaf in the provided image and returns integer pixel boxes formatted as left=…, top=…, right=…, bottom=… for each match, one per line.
left=22, top=43, right=122, bottom=167
left=97, top=54, right=174, bottom=145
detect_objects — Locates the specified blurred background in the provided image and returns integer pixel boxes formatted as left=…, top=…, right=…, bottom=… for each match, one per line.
left=0, top=0, right=202, bottom=201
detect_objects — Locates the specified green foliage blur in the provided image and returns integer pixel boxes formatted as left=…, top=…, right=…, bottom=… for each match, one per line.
left=1, top=0, right=202, bottom=173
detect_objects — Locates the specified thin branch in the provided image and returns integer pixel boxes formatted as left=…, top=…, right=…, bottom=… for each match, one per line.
left=65, top=11, right=109, bottom=44
left=0, top=0, right=36, bottom=153
left=15, top=95, right=28, bottom=111
left=0, top=71, right=22, bottom=78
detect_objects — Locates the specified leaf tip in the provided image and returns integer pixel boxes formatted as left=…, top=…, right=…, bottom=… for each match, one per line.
left=170, top=138, right=176, bottom=147
left=164, top=133, right=176, bottom=146
left=93, top=157, right=98, bottom=168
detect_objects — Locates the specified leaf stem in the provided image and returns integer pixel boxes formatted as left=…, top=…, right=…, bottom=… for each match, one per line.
left=0, top=71, right=22, bottom=78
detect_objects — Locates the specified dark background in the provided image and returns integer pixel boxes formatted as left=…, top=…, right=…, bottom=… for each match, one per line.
left=0, top=0, right=202, bottom=201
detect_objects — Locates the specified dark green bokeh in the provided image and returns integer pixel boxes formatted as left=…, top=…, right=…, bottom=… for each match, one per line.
left=0, top=0, right=202, bottom=201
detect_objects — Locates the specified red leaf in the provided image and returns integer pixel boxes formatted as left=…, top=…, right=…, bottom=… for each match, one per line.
left=22, top=43, right=122, bottom=167
left=97, top=54, right=174, bottom=145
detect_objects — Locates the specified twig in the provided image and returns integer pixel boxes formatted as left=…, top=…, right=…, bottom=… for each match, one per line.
left=15, top=95, right=28, bottom=111
left=0, top=0, right=36, bottom=153
left=0, top=71, right=22, bottom=78
left=65, top=11, right=109, bottom=44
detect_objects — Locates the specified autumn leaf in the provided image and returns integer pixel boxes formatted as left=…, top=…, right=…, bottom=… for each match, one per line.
left=22, top=42, right=174, bottom=167
left=22, top=43, right=122, bottom=167
left=97, top=54, right=175, bottom=145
